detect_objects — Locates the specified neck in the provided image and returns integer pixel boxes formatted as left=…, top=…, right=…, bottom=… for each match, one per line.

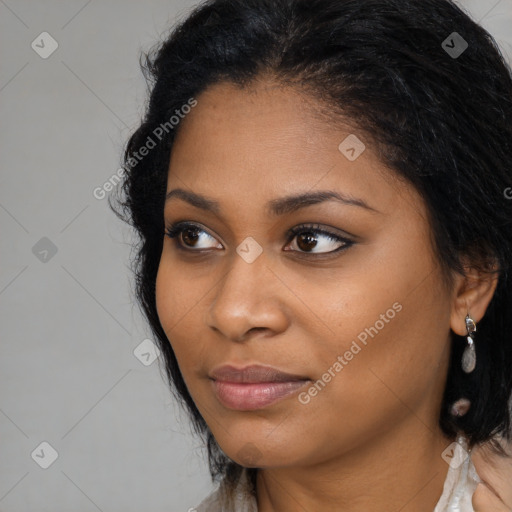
left=255, top=419, right=455, bottom=512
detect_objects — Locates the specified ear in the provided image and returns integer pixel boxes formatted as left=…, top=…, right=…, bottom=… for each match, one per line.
left=450, top=259, right=500, bottom=336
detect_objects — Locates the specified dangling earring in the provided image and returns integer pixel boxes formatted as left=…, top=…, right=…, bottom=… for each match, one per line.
left=450, top=397, right=471, bottom=417
left=462, top=313, right=476, bottom=373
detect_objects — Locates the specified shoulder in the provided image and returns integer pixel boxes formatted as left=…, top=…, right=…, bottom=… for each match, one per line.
left=193, top=486, right=224, bottom=512
left=434, top=435, right=480, bottom=512
left=193, top=468, right=258, bottom=512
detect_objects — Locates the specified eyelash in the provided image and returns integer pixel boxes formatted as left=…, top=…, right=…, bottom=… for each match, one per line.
left=164, top=221, right=354, bottom=256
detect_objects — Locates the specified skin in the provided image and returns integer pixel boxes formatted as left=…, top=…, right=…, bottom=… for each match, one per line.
left=472, top=438, right=512, bottom=511
left=155, top=77, right=500, bottom=511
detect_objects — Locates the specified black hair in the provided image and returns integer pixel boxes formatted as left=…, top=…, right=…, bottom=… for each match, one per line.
left=111, top=0, right=512, bottom=493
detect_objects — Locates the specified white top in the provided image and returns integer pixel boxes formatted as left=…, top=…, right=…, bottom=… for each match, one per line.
left=194, top=436, right=480, bottom=512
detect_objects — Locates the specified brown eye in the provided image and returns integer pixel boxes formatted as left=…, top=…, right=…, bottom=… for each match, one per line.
left=181, top=226, right=201, bottom=247
left=165, top=222, right=223, bottom=250
left=286, top=225, right=353, bottom=254
left=296, top=232, right=319, bottom=252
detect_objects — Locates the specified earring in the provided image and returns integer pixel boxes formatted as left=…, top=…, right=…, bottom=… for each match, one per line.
left=450, top=397, right=471, bottom=417
left=462, top=313, right=476, bottom=373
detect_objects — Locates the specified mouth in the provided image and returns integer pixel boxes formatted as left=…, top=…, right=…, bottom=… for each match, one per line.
left=209, top=364, right=311, bottom=410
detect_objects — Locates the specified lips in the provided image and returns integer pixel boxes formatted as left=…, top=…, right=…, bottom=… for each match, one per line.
left=209, top=364, right=309, bottom=383
left=209, top=364, right=310, bottom=410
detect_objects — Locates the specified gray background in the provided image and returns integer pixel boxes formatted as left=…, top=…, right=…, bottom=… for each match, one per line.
left=1, top=1, right=511, bottom=511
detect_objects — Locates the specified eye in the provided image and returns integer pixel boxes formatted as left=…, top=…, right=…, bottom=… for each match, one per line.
left=284, top=224, right=353, bottom=254
left=165, top=222, right=222, bottom=250
left=165, top=221, right=354, bottom=256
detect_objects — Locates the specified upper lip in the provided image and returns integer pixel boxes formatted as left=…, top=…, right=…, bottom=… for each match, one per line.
left=209, top=364, right=309, bottom=383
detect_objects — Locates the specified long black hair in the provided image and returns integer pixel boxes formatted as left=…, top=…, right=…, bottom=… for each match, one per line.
left=111, top=0, right=512, bottom=491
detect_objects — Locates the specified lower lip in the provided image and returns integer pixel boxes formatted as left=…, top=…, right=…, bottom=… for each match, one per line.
left=211, top=379, right=309, bottom=410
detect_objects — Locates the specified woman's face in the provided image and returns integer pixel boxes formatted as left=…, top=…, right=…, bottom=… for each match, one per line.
left=155, top=78, right=455, bottom=468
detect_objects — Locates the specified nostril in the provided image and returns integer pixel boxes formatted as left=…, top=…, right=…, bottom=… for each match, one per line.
left=248, top=327, right=268, bottom=335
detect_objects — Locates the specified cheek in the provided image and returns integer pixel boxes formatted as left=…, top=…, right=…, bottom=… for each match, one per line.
left=155, top=258, right=180, bottom=334
left=287, top=283, right=450, bottom=463
left=155, top=257, right=208, bottom=376
left=297, top=227, right=451, bottom=415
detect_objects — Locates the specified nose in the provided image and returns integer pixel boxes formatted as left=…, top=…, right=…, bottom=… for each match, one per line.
left=206, top=248, right=289, bottom=343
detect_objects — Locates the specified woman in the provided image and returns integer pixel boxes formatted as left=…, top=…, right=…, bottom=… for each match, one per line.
left=112, top=0, right=512, bottom=510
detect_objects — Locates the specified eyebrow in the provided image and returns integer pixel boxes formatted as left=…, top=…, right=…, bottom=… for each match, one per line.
left=164, top=188, right=379, bottom=216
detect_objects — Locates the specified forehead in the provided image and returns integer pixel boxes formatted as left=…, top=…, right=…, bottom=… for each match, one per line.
left=165, top=79, right=423, bottom=221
